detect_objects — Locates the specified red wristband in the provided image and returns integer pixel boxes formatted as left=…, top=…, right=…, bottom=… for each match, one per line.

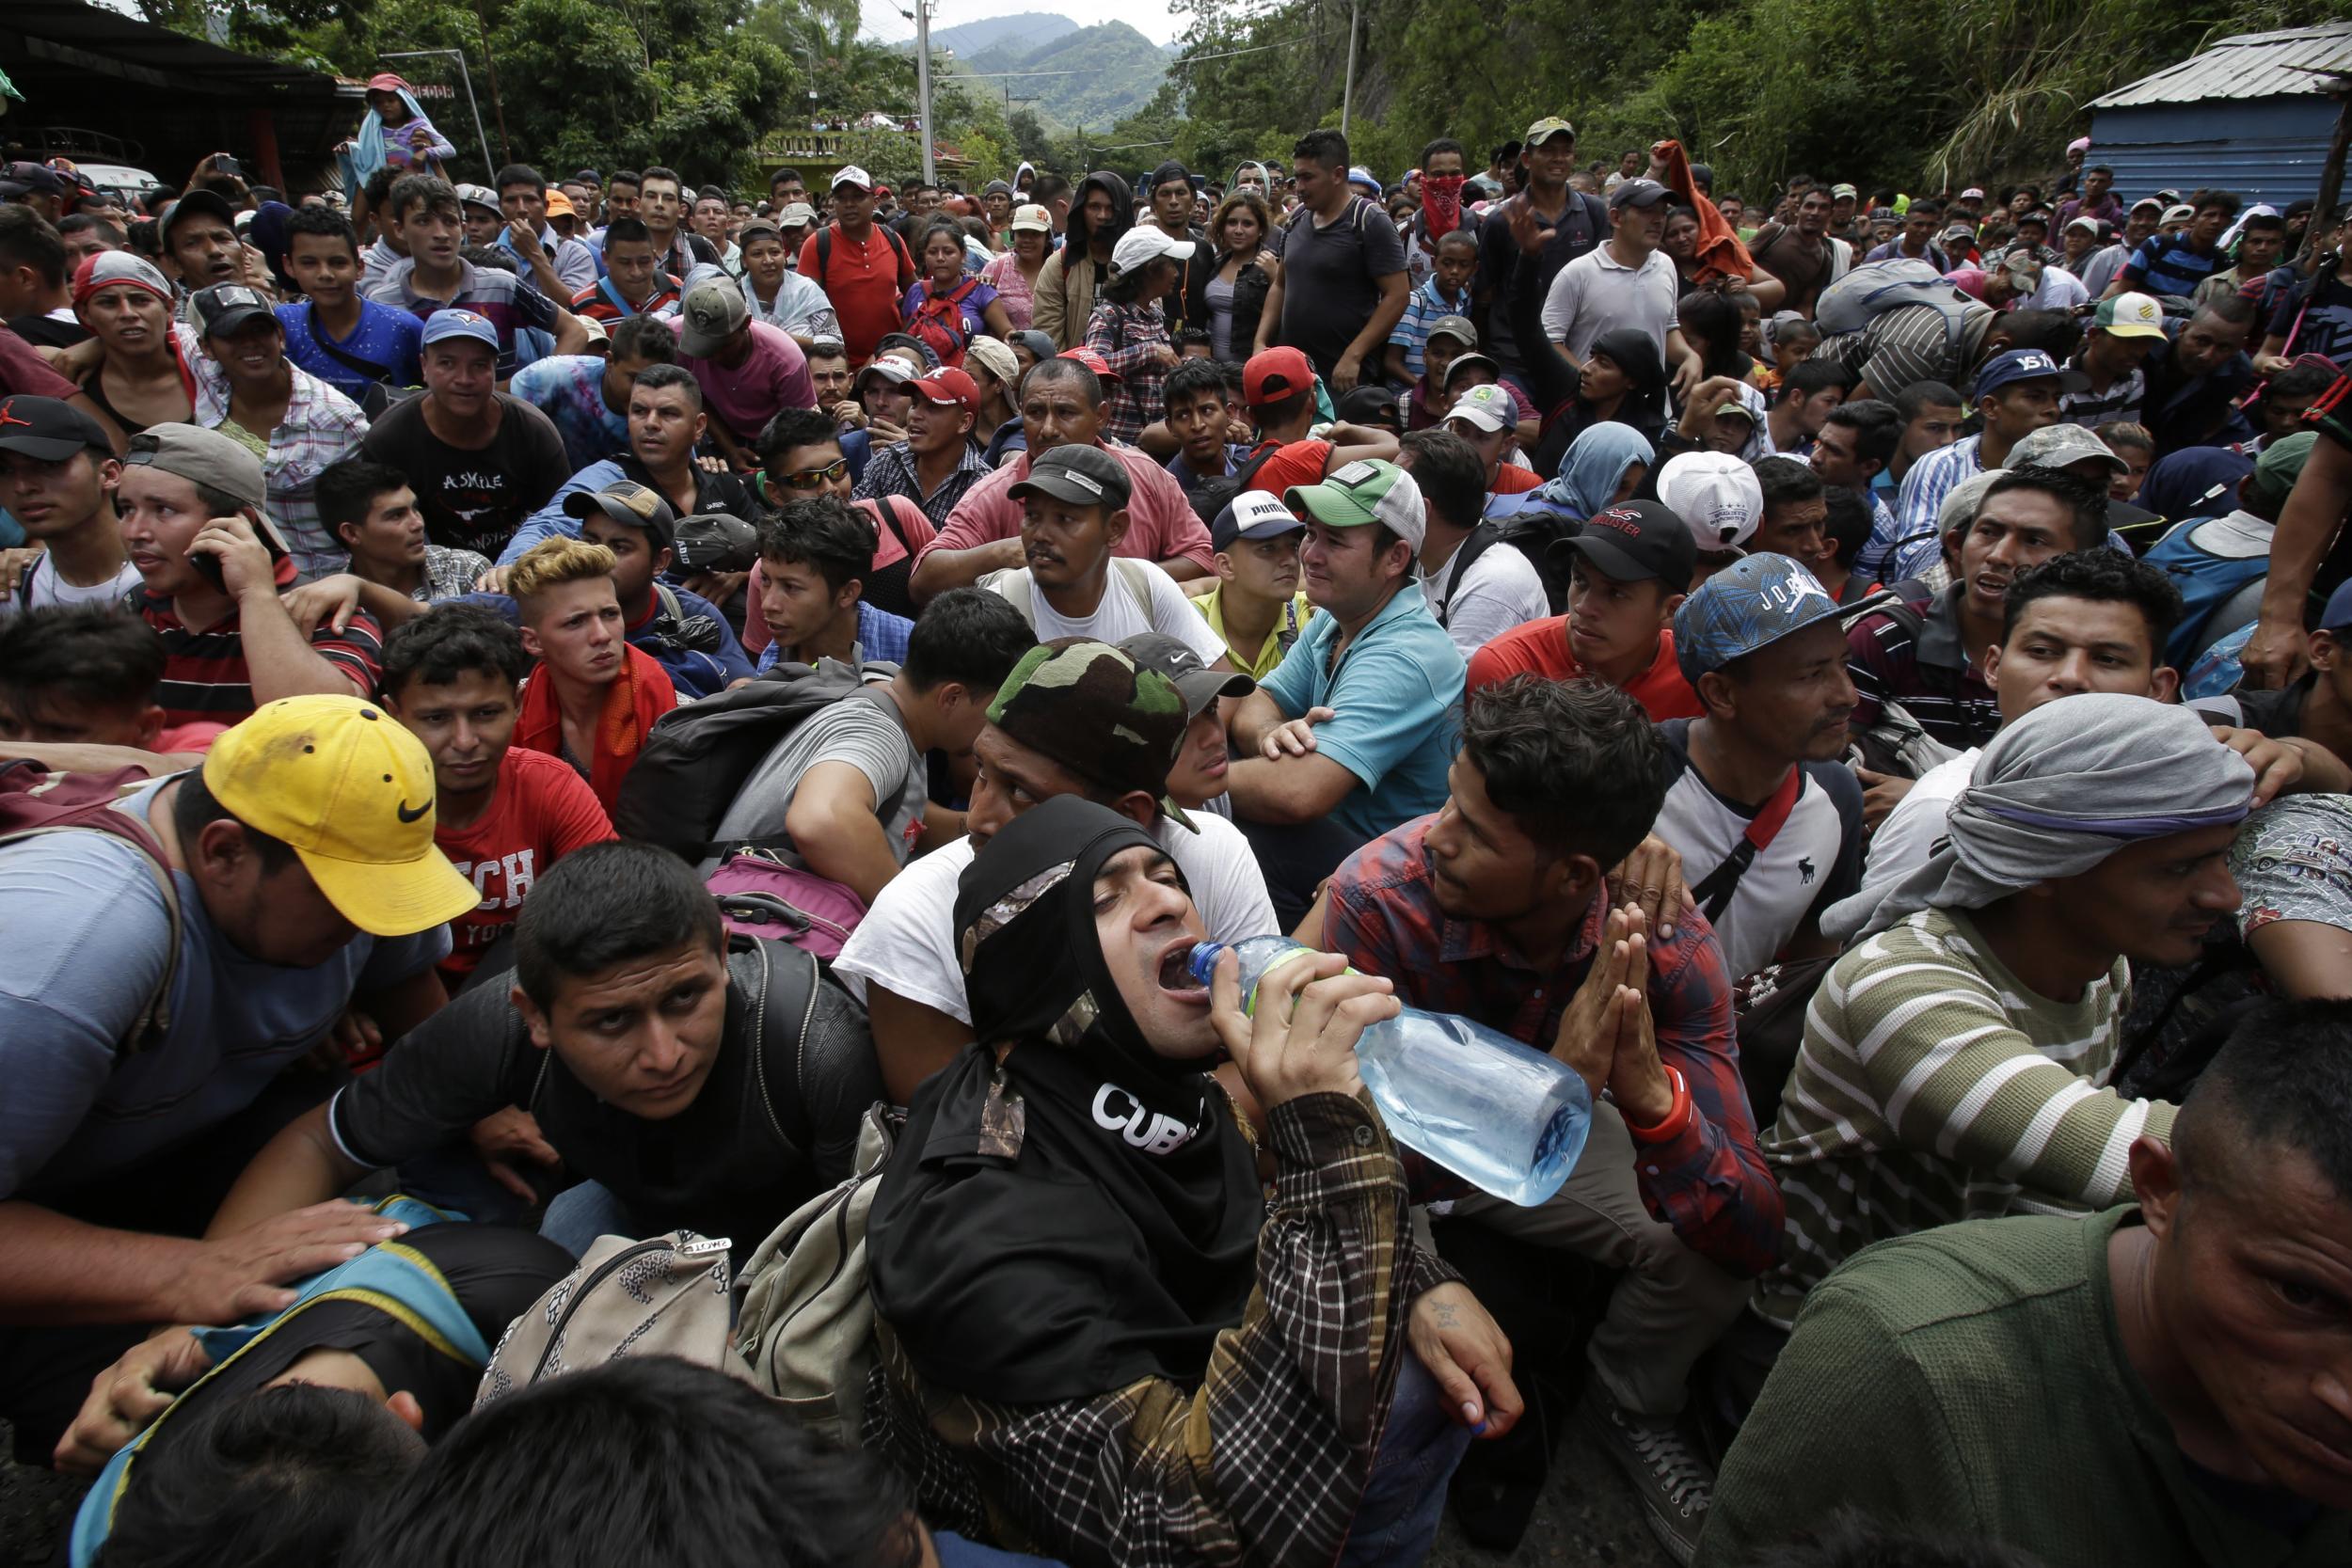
left=1622, top=1064, right=1693, bottom=1145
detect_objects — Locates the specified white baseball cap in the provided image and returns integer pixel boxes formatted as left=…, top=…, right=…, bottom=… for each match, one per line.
left=1010, top=202, right=1053, bottom=234
left=1110, top=226, right=1195, bottom=277
left=1658, top=451, right=1765, bottom=551
left=833, top=166, right=874, bottom=193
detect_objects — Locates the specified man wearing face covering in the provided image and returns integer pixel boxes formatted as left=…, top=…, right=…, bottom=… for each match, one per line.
left=1033, top=172, right=1133, bottom=352
left=1750, top=692, right=2255, bottom=1341
left=866, top=795, right=1523, bottom=1568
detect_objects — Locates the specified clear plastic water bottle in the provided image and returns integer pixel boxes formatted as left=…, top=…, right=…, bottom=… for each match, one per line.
left=1190, top=937, right=1591, bottom=1206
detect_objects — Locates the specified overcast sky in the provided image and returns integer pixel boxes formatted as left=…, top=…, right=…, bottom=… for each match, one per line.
left=858, top=0, right=1188, bottom=49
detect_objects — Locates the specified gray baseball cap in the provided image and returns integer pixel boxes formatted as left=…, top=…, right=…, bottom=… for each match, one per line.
left=2003, top=422, right=2127, bottom=474
left=124, top=424, right=265, bottom=515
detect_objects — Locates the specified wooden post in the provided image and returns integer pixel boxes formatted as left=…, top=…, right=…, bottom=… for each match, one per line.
left=2299, top=76, right=2352, bottom=265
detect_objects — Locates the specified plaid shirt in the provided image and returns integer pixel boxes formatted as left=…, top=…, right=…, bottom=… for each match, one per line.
left=865, top=1091, right=1455, bottom=1566
left=192, top=355, right=370, bottom=583
left=1083, top=301, right=1174, bottom=446
left=853, top=438, right=993, bottom=532
left=1324, top=816, right=1782, bottom=1277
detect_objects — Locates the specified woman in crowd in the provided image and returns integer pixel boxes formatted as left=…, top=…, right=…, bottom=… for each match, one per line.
left=1528, top=422, right=1656, bottom=521
left=1204, top=189, right=1278, bottom=363
left=900, top=221, right=1009, bottom=371
left=69, top=251, right=195, bottom=435
left=1083, top=235, right=1184, bottom=446
left=978, top=204, right=1055, bottom=332
left=1033, top=170, right=1133, bottom=350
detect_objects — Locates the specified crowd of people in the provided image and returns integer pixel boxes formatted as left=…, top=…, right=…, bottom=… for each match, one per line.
left=4, top=100, right=2352, bottom=1568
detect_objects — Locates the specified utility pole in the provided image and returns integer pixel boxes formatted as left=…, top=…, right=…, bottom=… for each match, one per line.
left=469, top=0, right=510, bottom=164
left=912, top=0, right=937, bottom=185
left=1340, top=0, right=1359, bottom=139
left=2304, top=74, right=2352, bottom=266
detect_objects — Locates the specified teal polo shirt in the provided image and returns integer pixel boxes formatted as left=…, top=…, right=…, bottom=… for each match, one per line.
left=1257, top=582, right=1466, bottom=843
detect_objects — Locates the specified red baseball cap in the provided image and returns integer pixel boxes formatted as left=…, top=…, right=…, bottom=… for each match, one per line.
left=1243, top=346, right=1314, bottom=407
left=875, top=184, right=893, bottom=198
left=1058, top=346, right=1123, bottom=385
left=911, top=367, right=978, bottom=413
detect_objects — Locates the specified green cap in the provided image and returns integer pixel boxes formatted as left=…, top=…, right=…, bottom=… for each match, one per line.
left=2253, top=431, right=2318, bottom=508
left=986, top=639, right=1195, bottom=830
left=1286, top=459, right=1426, bottom=552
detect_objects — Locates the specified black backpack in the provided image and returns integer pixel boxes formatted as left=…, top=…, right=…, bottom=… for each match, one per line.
left=1186, top=440, right=1286, bottom=527
left=1490, top=502, right=1584, bottom=615
left=612, top=658, right=905, bottom=861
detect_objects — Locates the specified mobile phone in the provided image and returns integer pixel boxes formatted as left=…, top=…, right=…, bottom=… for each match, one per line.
left=215, top=154, right=242, bottom=181
left=190, top=547, right=228, bottom=593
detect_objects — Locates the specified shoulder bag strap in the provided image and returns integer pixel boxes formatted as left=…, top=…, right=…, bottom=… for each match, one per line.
left=305, top=303, right=399, bottom=385
left=1689, top=764, right=1805, bottom=925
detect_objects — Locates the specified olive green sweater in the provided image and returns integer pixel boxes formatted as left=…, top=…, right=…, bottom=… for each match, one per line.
left=1700, top=1207, right=2352, bottom=1568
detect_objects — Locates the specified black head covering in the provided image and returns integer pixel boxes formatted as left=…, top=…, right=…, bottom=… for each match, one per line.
left=1589, top=326, right=1669, bottom=411
left=1067, top=169, right=1135, bottom=261
left=866, top=797, right=1262, bottom=1406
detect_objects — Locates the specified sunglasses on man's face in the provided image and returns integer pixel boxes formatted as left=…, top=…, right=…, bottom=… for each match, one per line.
left=772, top=458, right=849, bottom=491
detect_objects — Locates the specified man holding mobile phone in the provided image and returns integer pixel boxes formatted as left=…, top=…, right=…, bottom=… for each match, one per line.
left=117, top=425, right=385, bottom=727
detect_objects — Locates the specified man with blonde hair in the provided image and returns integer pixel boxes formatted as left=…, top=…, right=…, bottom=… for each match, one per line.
left=505, top=537, right=676, bottom=809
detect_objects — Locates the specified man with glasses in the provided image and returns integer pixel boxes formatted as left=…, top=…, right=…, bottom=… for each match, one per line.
left=745, top=404, right=929, bottom=624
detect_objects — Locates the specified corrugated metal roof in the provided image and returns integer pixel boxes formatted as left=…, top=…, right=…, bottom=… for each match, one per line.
left=2090, top=24, right=2352, bottom=110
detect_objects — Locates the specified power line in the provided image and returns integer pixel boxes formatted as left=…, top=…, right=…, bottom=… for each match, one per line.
left=1167, top=31, right=1342, bottom=67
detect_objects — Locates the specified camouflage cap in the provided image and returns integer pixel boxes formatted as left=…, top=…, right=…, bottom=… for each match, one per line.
left=986, top=638, right=1196, bottom=831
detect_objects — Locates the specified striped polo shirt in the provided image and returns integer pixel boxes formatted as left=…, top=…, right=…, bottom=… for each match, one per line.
left=135, top=590, right=384, bottom=727
left=1843, top=581, right=2001, bottom=749
left=1756, top=905, right=2160, bottom=1324
left=2119, top=236, right=2222, bottom=301
left=365, top=258, right=563, bottom=377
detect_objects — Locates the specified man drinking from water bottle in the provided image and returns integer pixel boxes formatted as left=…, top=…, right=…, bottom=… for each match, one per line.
left=1318, top=673, right=1778, bottom=1563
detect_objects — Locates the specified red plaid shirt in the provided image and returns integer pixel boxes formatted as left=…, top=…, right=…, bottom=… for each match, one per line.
left=1324, top=815, right=1783, bottom=1277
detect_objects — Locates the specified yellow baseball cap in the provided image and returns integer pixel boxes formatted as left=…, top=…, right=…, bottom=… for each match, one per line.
left=202, top=694, right=479, bottom=938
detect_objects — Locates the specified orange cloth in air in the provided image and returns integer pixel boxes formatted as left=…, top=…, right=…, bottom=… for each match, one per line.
left=1653, top=139, right=1755, bottom=286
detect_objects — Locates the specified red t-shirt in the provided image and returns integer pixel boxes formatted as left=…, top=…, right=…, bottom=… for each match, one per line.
left=1465, top=618, right=1703, bottom=721
left=435, top=744, right=617, bottom=983
left=1242, top=438, right=1334, bottom=498
left=799, top=223, right=912, bottom=366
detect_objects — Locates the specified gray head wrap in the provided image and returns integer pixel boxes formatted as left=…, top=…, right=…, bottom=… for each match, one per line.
left=1849, top=691, right=2254, bottom=942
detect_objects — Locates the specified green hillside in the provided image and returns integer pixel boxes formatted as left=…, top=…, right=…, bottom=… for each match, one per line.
left=953, top=20, right=1168, bottom=132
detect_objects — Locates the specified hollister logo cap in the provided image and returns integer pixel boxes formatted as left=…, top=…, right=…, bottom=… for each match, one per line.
left=1556, top=499, right=1697, bottom=586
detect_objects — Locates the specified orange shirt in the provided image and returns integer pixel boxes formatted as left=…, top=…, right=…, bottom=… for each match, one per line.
left=1465, top=618, right=1703, bottom=721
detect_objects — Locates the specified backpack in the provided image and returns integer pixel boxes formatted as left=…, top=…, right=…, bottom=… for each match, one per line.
left=0, top=760, right=182, bottom=1051
left=980, top=557, right=1159, bottom=629
left=1489, top=501, right=1583, bottom=614
left=1814, top=259, right=1977, bottom=358
left=1428, top=522, right=1504, bottom=629
left=473, top=1229, right=755, bottom=1410
left=905, top=277, right=981, bottom=366
left=732, top=1100, right=899, bottom=1447
left=1842, top=590, right=1986, bottom=770
left=1186, top=438, right=1286, bottom=527
left=612, top=657, right=909, bottom=863
left=2140, top=512, right=2275, bottom=670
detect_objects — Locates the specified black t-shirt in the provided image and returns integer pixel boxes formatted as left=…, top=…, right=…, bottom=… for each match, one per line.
left=2192, top=677, right=2311, bottom=739
left=1474, top=192, right=1605, bottom=376
left=8, top=312, right=90, bottom=349
left=135, top=1224, right=571, bottom=1458
left=329, top=941, right=882, bottom=1249
left=359, top=391, right=571, bottom=558
left=1275, top=197, right=1408, bottom=380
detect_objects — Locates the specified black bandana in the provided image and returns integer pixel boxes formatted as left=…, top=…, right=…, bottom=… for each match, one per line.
left=866, top=798, right=1262, bottom=1405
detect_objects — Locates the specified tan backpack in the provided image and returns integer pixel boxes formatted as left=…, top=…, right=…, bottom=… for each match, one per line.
left=473, top=1229, right=755, bottom=1409
left=732, top=1102, right=899, bottom=1447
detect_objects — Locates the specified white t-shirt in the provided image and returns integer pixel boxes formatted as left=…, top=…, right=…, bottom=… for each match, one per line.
left=987, top=559, right=1230, bottom=666
left=1, top=556, right=145, bottom=619
left=1538, top=244, right=1680, bottom=363
left=834, top=812, right=1279, bottom=1022
left=1420, top=537, right=1549, bottom=661
left=1819, top=746, right=1980, bottom=944
left=2023, top=266, right=2090, bottom=311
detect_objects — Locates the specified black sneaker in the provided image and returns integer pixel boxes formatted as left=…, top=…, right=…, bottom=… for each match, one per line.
left=1581, top=1384, right=1713, bottom=1565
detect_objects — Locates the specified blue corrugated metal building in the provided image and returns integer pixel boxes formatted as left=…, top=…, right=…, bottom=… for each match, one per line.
left=2088, top=24, right=2352, bottom=209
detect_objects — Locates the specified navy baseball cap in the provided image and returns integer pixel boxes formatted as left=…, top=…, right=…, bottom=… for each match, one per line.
left=1974, top=347, right=2089, bottom=401
left=1674, top=551, right=1889, bottom=685
left=2322, top=578, right=2352, bottom=633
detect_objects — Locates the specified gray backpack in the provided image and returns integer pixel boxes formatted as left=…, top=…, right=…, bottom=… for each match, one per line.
left=1815, top=258, right=1976, bottom=352
left=732, top=1101, right=899, bottom=1447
